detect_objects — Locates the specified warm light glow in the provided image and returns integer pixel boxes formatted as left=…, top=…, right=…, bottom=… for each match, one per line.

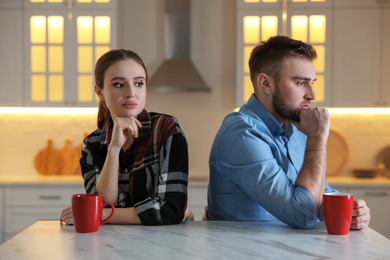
left=261, top=16, right=278, bottom=41
left=49, top=75, right=64, bottom=101
left=244, top=75, right=253, bottom=103
left=95, top=16, right=110, bottom=44
left=231, top=107, right=390, bottom=114
left=327, top=108, right=390, bottom=114
left=31, top=46, right=46, bottom=72
left=31, top=75, right=46, bottom=101
left=31, top=16, right=46, bottom=44
left=49, top=46, right=63, bottom=72
left=95, top=46, right=110, bottom=63
left=48, top=16, right=64, bottom=44
left=244, top=46, right=254, bottom=73
left=78, top=75, right=94, bottom=102
left=77, top=16, right=93, bottom=44
left=0, top=107, right=98, bottom=115
left=291, top=16, right=308, bottom=42
left=313, top=45, right=325, bottom=73
left=78, top=46, right=93, bottom=73
left=244, top=16, right=260, bottom=44
left=312, top=74, right=324, bottom=103
left=309, top=15, right=326, bottom=43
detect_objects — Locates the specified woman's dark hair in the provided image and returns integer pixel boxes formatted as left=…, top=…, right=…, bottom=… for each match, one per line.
left=95, top=49, right=148, bottom=128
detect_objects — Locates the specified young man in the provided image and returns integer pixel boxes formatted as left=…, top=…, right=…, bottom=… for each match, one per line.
left=207, top=35, right=370, bottom=229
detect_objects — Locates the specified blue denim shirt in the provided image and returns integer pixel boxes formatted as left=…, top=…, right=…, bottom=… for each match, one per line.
left=207, top=94, right=337, bottom=228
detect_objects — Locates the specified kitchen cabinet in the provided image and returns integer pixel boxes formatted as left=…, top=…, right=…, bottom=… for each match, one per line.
left=0, top=1, right=23, bottom=106
left=187, top=182, right=207, bottom=220
left=0, top=178, right=207, bottom=244
left=0, top=0, right=117, bottom=107
left=0, top=188, right=4, bottom=244
left=0, top=181, right=84, bottom=244
left=23, top=0, right=117, bottom=107
left=236, top=0, right=333, bottom=107
left=333, top=0, right=390, bottom=107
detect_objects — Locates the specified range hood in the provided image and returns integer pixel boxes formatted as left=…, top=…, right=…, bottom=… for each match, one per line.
left=147, top=0, right=210, bottom=92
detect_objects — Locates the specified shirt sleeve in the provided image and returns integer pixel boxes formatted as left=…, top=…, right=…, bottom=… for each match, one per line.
left=134, top=132, right=189, bottom=225
left=214, top=118, right=328, bottom=229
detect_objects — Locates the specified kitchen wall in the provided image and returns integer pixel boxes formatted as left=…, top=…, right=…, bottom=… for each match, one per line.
left=1, top=0, right=390, bottom=180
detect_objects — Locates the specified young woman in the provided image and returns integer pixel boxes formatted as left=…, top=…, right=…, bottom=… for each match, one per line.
left=60, top=49, right=188, bottom=225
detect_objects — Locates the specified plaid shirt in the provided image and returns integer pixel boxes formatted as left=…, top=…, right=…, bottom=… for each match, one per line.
left=80, top=110, right=188, bottom=225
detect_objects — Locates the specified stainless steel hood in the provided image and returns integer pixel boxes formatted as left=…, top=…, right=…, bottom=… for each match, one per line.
left=147, top=0, right=210, bottom=92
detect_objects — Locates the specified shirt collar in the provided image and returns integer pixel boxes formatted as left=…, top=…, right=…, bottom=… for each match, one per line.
left=100, top=109, right=152, bottom=146
left=243, top=94, right=292, bottom=138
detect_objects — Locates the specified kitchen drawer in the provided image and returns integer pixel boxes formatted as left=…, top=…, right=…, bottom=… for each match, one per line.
left=5, top=207, right=65, bottom=233
left=5, top=186, right=84, bottom=206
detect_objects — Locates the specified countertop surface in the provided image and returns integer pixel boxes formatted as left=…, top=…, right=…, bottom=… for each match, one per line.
left=0, top=175, right=390, bottom=187
left=0, top=220, right=389, bottom=259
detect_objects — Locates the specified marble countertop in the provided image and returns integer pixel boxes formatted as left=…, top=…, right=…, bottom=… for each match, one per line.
left=0, top=220, right=389, bottom=259
left=1, top=175, right=390, bottom=187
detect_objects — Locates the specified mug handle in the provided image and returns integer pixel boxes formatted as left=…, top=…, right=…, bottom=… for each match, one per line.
left=100, top=202, right=115, bottom=225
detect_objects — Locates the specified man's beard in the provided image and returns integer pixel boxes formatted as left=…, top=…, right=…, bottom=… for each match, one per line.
left=272, top=83, right=302, bottom=123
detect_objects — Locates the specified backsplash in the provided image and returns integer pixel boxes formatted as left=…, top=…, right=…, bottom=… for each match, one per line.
left=1, top=111, right=390, bottom=179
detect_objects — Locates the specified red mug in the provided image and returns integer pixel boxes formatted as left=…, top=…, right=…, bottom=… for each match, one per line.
left=72, top=194, right=115, bottom=233
left=323, top=192, right=354, bottom=235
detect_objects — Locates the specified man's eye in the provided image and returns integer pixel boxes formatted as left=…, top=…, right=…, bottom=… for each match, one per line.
left=113, top=82, right=124, bottom=88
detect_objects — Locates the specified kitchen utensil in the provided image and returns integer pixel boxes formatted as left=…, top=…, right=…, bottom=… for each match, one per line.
left=352, top=167, right=378, bottom=178
left=58, top=139, right=80, bottom=175
left=377, top=146, right=390, bottom=177
left=34, top=139, right=64, bottom=175
left=327, top=128, right=349, bottom=176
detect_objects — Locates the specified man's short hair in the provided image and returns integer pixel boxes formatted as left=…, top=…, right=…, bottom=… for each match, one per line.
left=249, top=35, right=317, bottom=85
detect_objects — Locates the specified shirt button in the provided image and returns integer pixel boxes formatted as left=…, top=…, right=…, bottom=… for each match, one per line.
left=124, top=168, right=128, bottom=173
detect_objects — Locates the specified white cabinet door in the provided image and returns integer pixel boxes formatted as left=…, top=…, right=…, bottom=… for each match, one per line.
left=333, top=7, right=382, bottom=107
left=0, top=188, right=4, bottom=244
left=3, top=185, right=84, bottom=241
left=349, top=188, right=390, bottom=239
left=187, top=183, right=207, bottom=220
left=382, top=6, right=390, bottom=106
left=0, top=10, right=23, bottom=106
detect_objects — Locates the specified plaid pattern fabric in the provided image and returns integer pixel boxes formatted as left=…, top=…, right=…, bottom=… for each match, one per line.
left=80, top=110, right=188, bottom=225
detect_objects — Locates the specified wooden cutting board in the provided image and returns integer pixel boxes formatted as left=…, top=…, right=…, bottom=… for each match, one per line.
left=58, top=139, right=80, bottom=175
left=34, top=139, right=64, bottom=175
left=327, top=128, right=349, bottom=176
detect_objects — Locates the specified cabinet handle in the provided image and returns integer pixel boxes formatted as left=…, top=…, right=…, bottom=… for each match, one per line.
left=365, top=192, right=388, bottom=197
left=39, top=195, right=62, bottom=200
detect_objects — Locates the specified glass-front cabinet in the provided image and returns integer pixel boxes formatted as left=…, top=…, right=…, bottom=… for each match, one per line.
left=236, top=0, right=332, bottom=107
left=24, top=0, right=116, bottom=107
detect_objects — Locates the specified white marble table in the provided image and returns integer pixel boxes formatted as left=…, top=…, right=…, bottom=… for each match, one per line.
left=0, top=220, right=389, bottom=260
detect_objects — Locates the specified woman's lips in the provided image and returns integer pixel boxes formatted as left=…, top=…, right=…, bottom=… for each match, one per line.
left=122, top=101, right=137, bottom=109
